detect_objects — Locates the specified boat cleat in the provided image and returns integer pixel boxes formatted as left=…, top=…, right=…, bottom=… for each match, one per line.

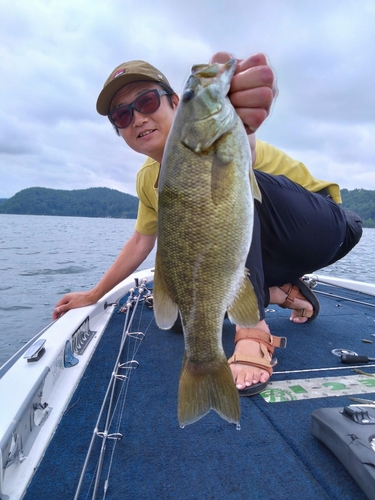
left=23, top=339, right=46, bottom=362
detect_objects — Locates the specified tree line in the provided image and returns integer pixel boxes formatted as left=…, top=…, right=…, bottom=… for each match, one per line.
left=0, top=186, right=374, bottom=226
left=340, top=188, right=375, bottom=228
left=0, top=187, right=138, bottom=219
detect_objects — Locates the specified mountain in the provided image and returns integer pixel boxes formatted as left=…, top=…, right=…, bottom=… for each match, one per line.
left=0, top=187, right=138, bottom=219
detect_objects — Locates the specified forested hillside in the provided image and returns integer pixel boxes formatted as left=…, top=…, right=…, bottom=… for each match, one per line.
left=341, top=188, right=375, bottom=228
left=0, top=186, right=374, bottom=225
left=0, top=187, right=138, bottom=219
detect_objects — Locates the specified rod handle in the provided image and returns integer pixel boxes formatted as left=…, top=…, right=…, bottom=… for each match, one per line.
left=341, top=355, right=369, bottom=364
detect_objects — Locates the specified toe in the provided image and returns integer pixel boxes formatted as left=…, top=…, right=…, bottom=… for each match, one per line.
left=232, top=364, right=269, bottom=389
left=290, top=311, right=308, bottom=324
left=234, top=366, right=251, bottom=389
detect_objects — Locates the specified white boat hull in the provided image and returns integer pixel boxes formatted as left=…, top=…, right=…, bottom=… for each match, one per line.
left=0, top=268, right=154, bottom=500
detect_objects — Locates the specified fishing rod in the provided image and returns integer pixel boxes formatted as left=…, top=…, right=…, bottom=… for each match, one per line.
left=314, top=289, right=375, bottom=309
left=74, top=278, right=152, bottom=500
left=307, top=273, right=375, bottom=294
left=302, top=274, right=375, bottom=308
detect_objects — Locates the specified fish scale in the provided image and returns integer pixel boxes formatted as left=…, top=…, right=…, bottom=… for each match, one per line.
left=153, top=59, right=261, bottom=427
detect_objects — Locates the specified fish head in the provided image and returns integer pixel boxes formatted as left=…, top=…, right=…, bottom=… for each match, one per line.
left=189, top=58, right=236, bottom=95
left=177, top=59, right=239, bottom=153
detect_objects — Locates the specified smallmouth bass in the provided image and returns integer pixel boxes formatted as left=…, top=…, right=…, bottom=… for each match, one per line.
left=154, top=59, right=261, bottom=427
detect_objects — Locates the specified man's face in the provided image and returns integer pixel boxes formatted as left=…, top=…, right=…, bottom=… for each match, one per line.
left=110, top=81, right=178, bottom=162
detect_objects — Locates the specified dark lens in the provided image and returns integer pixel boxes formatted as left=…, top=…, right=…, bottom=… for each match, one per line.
left=136, top=91, right=160, bottom=114
left=111, top=107, right=132, bottom=128
left=109, top=91, right=162, bottom=129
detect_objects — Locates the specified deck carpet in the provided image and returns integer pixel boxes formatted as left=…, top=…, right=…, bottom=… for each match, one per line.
left=25, top=283, right=375, bottom=499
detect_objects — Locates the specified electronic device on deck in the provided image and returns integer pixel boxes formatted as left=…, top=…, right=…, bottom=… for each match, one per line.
left=311, top=403, right=375, bottom=500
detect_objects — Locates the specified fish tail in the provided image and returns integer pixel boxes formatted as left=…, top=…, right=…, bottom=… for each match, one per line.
left=178, top=354, right=240, bottom=427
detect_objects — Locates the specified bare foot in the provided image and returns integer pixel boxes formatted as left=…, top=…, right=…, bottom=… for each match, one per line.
left=229, top=320, right=271, bottom=390
left=269, top=285, right=313, bottom=324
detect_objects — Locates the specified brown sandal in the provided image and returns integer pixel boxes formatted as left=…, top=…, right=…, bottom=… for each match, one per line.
left=228, top=328, right=287, bottom=396
left=278, top=279, right=320, bottom=323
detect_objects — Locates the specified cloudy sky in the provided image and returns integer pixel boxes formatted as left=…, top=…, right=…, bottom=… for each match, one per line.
left=1, top=0, right=374, bottom=199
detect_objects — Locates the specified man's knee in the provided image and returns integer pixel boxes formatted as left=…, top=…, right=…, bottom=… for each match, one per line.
left=328, top=210, right=363, bottom=265
left=344, top=210, right=363, bottom=247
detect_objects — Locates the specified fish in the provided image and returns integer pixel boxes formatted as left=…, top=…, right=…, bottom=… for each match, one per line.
left=153, top=59, right=261, bottom=427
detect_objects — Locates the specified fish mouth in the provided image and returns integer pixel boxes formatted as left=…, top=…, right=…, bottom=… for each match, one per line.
left=138, top=129, right=156, bottom=139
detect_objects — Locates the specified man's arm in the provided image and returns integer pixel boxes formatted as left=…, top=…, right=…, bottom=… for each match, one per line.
left=53, top=231, right=157, bottom=319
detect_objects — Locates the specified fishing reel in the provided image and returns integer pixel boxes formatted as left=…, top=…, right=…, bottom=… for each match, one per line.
left=302, top=274, right=318, bottom=289
left=144, top=294, right=154, bottom=310
left=118, top=279, right=154, bottom=313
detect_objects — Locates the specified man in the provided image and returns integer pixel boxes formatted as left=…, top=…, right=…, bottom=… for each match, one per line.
left=53, top=52, right=362, bottom=394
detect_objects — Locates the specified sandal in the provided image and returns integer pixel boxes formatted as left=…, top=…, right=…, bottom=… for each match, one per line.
left=279, top=278, right=320, bottom=323
left=228, top=328, right=287, bottom=397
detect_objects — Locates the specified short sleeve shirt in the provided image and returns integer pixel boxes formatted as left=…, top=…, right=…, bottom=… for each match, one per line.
left=134, top=140, right=342, bottom=235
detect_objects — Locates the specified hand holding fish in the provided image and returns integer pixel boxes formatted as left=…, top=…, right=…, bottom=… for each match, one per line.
left=210, top=52, right=277, bottom=134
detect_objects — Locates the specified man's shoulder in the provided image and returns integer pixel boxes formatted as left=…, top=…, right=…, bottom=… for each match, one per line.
left=138, top=156, right=160, bottom=173
left=136, top=157, right=160, bottom=195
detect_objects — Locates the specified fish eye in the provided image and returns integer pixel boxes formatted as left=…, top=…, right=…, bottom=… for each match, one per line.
left=182, top=89, right=195, bottom=102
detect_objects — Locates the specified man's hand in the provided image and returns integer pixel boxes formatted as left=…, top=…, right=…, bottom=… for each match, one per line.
left=52, top=290, right=97, bottom=320
left=210, top=52, right=277, bottom=134
left=52, top=231, right=157, bottom=320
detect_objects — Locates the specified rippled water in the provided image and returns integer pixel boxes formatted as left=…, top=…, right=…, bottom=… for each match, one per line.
left=0, top=214, right=156, bottom=366
left=1, top=214, right=374, bottom=367
left=318, top=228, right=375, bottom=282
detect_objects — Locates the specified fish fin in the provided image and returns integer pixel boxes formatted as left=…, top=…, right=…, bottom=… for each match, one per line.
left=227, top=271, right=260, bottom=327
left=153, top=256, right=179, bottom=329
left=249, top=168, right=262, bottom=202
left=211, top=139, right=233, bottom=204
left=178, top=354, right=240, bottom=427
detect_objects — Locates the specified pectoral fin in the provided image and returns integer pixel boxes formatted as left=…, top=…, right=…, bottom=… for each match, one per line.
left=153, top=254, right=179, bottom=329
left=249, top=168, right=262, bottom=202
left=227, top=271, right=260, bottom=327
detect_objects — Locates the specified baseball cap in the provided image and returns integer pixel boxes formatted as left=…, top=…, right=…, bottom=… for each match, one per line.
left=96, top=60, right=171, bottom=116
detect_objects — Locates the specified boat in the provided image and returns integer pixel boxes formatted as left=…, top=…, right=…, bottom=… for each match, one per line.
left=1, top=269, right=375, bottom=499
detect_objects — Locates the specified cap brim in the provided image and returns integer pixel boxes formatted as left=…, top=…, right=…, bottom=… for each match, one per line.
left=96, top=74, right=160, bottom=116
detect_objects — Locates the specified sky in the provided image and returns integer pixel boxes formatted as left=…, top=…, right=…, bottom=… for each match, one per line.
left=1, top=0, right=375, bottom=199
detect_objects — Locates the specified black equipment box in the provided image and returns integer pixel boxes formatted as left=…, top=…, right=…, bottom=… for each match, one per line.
left=311, top=404, right=375, bottom=500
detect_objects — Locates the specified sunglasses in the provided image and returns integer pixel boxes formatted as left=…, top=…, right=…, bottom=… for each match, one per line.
left=108, top=89, right=169, bottom=129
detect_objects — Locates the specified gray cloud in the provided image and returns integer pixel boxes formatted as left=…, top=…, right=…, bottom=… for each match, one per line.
left=1, top=0, right=374, bottom=198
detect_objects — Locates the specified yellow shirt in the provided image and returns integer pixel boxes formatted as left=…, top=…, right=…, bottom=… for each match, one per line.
left=135, top=156, right=160, bottom=235
left=134, top=139, right=341, bottom=236
left=253, top=140, right=341, bottom=203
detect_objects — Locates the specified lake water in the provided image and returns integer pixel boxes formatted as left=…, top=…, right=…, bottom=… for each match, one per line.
left=1, top=214, right=374, bottom=367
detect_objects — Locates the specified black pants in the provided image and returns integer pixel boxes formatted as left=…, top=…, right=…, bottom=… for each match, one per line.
left=246, top=171, right=363, bottom=319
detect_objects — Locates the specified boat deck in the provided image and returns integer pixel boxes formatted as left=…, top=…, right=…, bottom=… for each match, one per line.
left=24, top=281, right=375, bottom=499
